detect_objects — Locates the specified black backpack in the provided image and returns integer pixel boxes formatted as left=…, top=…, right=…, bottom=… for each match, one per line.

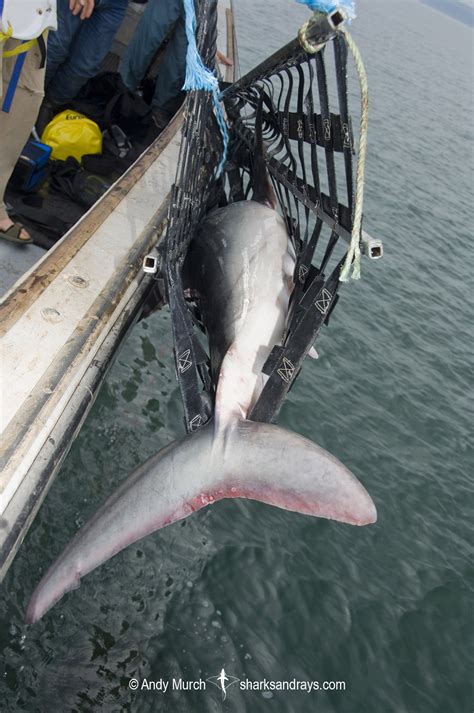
left=71, top=72, right=151, bottom=140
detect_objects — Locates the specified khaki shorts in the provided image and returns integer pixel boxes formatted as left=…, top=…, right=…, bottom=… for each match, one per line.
left=0, top=35, right=47, bottom=220
left=1, top=34, right=47, bottom=99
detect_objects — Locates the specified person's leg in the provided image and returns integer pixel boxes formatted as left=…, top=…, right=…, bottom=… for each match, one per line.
left=151, top=16, right=187, bottom=120
left=0, top=39, right=46, bottom=240
left=120, top=0, right=183, bottom=92
left=45, top=0, right=82, bottom=91
left=46, top=0, right=128, bottom=104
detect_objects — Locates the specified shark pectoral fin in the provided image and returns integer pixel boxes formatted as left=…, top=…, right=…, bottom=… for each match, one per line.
left=26, top=425, right=216, bottom=624
left=224, top=420, right=377, bottom=526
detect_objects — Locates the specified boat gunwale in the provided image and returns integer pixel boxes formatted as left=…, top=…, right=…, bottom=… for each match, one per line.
left=0, top=111, right=183, bottom=337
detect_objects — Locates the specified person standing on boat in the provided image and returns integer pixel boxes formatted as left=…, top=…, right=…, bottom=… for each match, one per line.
left=0, top=0, right=94, bottom=244
left=119, top=0, right=188, bottom=131
left=43, top=0, right=128, bottom=111
left=119, top=0, right=232, bottom=132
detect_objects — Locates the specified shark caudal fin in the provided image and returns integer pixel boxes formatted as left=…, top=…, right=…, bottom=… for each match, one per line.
left=26, top=420, right=375, bottom=623
left=26, top=426, right=215, bottom=625
left=218, top=420, right=376, bottom=526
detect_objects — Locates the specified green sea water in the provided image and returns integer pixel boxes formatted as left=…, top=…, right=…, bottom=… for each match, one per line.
left=1, top=1, right=472, bottom=711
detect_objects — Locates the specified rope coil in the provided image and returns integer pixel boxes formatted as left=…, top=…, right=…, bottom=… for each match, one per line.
left=298, top=13, right=327, bottom=54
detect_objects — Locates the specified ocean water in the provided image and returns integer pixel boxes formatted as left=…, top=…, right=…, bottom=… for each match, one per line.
left=1, top=1, right=472, bottom=712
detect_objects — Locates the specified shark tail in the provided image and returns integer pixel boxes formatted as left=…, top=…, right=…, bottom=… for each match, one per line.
left=26, top=420, right=376, bottom=624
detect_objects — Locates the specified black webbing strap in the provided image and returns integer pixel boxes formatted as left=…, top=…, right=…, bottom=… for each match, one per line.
left=249, top=261, right=342, bottom=423
left=314, top=50, right=340, bottom=273
left=285, top=218, right=323, bottom=341
left=333, top=34, right=354, bottom=211
left=164, top=0, right=219, bottom=434
left=276, top=110, right=350, bottom=152
left=37, top=33, right=46, bottom=69
left=167, top=266, right=213, bottom=431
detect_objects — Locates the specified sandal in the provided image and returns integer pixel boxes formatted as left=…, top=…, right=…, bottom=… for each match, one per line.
left=0, top=222, right=33, bottom=244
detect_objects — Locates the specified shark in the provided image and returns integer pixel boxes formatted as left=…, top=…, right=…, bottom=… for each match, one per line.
left=26, top=152, right=376, bottom=625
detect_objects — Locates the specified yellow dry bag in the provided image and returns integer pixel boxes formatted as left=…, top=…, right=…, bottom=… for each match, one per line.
left=41, top=110, right=102, bottom=162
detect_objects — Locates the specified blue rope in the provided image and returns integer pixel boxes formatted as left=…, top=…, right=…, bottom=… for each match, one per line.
left=182, top=0, right=228, bottom=176
left=295, top=0, right=356, bottom=20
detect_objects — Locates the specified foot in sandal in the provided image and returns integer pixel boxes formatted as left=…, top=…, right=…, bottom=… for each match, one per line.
left=0, top=218, right=33, bottom=244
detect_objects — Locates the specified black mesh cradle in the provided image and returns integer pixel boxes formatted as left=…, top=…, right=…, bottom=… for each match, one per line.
left=163, top=2, right=368, bottom=433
